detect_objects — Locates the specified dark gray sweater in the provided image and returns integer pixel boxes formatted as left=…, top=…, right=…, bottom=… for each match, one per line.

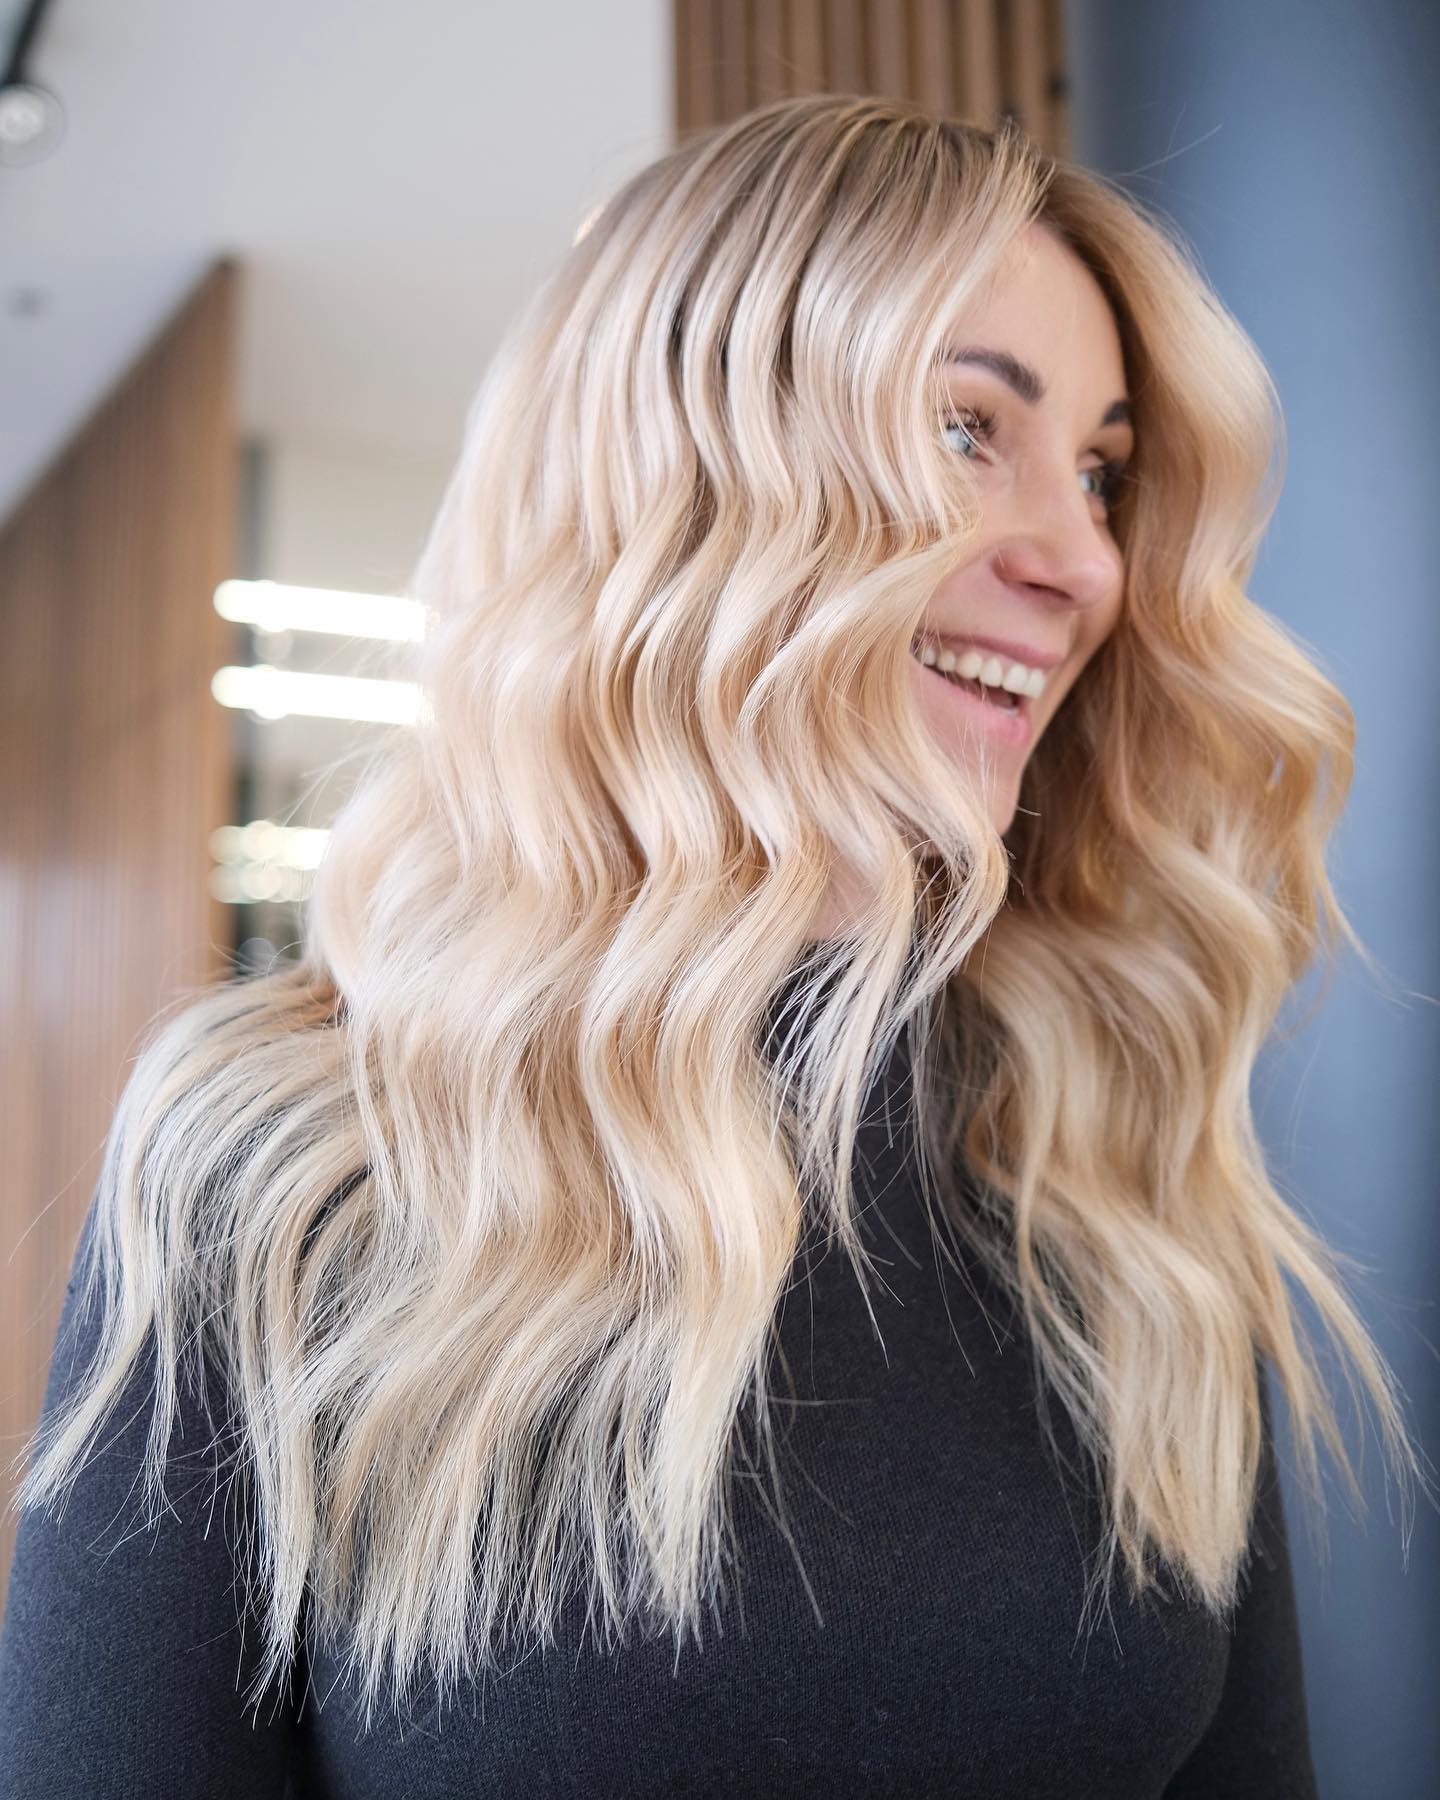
left=0, top=1004, right=1317, bottom=1797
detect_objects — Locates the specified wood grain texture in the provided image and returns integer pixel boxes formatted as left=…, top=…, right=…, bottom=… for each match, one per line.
left=0, top=260, right=239, bottom=1619
left=673, top=0, right=1070, bottom=151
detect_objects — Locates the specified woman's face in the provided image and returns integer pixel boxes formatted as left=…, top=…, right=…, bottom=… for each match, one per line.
left=907, top=220, right=1133, bottom=837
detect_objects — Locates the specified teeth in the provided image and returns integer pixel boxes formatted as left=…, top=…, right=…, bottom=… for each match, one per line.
left=911, top=640, right=1048, bottom=700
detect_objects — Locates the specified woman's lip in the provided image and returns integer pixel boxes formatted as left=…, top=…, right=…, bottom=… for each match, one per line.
left=914, top=629, right=1066, bottom=671
left=912, top=655, right=1035, bottom=748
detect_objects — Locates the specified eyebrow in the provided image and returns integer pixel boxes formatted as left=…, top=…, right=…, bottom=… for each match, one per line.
left=943, top=343, right=1132, bottom=429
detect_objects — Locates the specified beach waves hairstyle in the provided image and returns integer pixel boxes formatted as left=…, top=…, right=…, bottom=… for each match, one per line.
left=13, top=93, right=1429, bottom=1723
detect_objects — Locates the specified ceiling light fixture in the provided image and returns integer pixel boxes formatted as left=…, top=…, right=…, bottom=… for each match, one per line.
left=0, top=0, right=65, bottom=168
left=214, top=579, right=426, bottom=642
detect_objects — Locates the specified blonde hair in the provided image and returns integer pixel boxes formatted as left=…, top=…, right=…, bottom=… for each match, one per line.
left=14, top=94, right=1430, bottom=1726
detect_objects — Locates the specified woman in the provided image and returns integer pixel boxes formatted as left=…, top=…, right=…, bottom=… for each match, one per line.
left=0, top=95, right=1427, bottom=1798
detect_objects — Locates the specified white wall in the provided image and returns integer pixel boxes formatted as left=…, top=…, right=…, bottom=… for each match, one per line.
left=264, top=436, right=452, bottom=596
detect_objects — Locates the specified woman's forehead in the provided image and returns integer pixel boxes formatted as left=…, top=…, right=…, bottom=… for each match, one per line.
left=940, top=232, right=1127, bottom=399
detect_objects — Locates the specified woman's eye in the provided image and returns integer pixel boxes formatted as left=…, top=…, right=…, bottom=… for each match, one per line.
left=1081, top=459, right=1131, bottom=513
left=941, top=407, right=1133, bottom=516
left=939, top=406, right=996, bottom=460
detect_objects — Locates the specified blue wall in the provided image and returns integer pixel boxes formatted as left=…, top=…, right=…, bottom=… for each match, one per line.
left=1064, top=3, right=1440, bottom=1793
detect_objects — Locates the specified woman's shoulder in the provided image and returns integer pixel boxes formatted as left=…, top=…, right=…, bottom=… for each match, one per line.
left=0, top=1188, right=301, bottom=1795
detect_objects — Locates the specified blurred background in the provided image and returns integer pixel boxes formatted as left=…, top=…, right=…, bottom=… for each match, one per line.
left=1, top=2, right=1435, bottom=1791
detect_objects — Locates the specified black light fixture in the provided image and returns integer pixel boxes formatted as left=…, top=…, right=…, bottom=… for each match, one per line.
left=0, top=0, right=64, bottom=168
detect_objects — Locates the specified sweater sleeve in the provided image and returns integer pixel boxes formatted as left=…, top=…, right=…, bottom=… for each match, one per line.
left=1162, top=1362, right=1319, bottom=1799
left=0, top=1195, right=300, bottom=1800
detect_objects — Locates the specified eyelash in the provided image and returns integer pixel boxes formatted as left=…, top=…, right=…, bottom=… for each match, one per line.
left=940, top=406, right=1131, bottom=513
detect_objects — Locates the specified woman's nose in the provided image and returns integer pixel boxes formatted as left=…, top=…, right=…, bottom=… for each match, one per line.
left=991, top=475, right=1123, bottom=613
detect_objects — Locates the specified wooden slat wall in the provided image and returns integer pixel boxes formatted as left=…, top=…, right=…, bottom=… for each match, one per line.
left=0, top=260, right=239, bottom=1615
left=674, top=0, right=1070, bottom=155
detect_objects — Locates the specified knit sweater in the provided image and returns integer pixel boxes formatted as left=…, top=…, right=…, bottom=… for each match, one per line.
left=0, top=991, right=1317, bottom=1798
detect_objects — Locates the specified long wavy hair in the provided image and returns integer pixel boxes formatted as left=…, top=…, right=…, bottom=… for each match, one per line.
left=13, top=94, right=1429, bottom=1724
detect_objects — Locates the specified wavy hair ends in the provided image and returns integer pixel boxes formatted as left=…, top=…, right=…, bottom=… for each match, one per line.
left=12, top=94, right=1431, bottom=1723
